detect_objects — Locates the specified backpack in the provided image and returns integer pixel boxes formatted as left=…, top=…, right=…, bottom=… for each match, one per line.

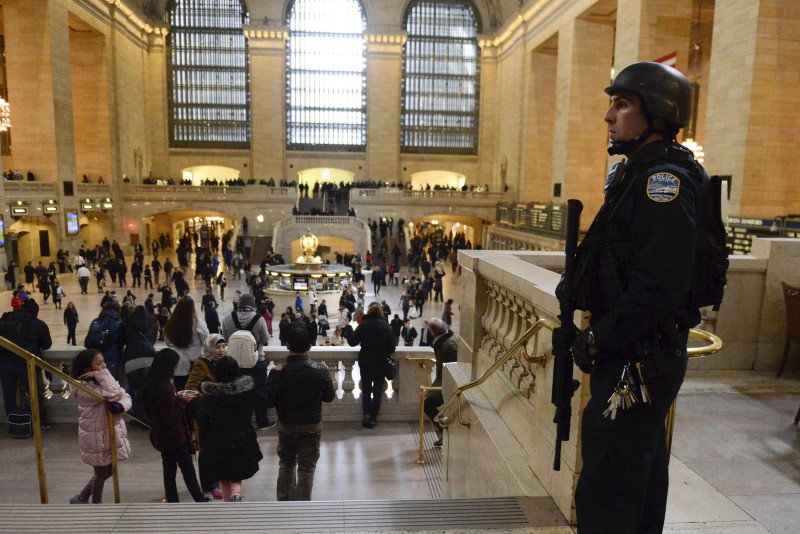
left=227, top=312, right=260, bottom=369
left=84, top=316, right=116, bottom=350
left=688, top=173, right=730, bottom=311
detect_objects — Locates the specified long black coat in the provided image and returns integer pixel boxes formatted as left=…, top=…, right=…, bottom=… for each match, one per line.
left=344, top=313, right=395, bottom=371
left=199, top=375, right=265, bottom=481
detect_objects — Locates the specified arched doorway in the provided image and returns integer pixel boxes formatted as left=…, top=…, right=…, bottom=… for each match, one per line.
left=181, top=165, right=240, bottom=185
left=8, top=216, right=59, bottom=267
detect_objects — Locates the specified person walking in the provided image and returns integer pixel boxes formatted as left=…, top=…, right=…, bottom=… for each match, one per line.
left=342, top=302, right=395, bottom=428
left=568, top=62, right=706, bottom=533
left=64, top=302, right=79, bottom=346
left=138, top=348, right=208, bottom=503
left=68, top=349, right=131, bottom=504
left=441, top=299, right=455, bottom=330
left=266, top=328, right=335, bottom=501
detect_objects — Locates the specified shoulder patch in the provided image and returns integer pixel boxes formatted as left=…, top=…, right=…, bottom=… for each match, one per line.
left=646, top=172, right=680, bottom=202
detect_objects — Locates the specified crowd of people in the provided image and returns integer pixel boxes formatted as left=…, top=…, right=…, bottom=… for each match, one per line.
left=0, top=215, right=468, bottom=504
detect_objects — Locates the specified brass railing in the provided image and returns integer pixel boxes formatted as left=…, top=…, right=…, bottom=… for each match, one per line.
left=405, top=356, right=438, bottom=464
left=429, top=323, right=723, bottom=455
left=0, top=337, right=123, bottom=504
left=434, top=319, right=558, bottom=428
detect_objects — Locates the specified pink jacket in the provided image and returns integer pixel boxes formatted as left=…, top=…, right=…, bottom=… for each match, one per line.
left=71, top=368, right=132, bottom=467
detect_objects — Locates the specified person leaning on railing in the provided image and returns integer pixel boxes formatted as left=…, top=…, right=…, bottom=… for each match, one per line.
left=0, top=298, right=52, bottom=431
left=424, top=318, right=457, bottom=448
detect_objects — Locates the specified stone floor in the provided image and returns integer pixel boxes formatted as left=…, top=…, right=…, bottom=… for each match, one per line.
left=1, top=255, right=799, bottom=532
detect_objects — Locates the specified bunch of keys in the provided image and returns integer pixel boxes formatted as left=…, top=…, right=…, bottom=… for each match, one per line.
left=602, top=363, right=639, bottom=420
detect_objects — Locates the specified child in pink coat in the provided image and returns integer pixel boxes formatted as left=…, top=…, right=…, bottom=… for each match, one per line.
left=69, top=348, right=132, bottom=504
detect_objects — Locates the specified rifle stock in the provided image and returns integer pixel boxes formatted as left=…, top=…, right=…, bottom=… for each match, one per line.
left=551, top=199, right=583, bottom=471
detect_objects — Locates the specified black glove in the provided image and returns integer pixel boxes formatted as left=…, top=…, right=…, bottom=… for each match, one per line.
left=107, top=401, right=125, bottom=415
left=572, top=328, right=596, bottom=374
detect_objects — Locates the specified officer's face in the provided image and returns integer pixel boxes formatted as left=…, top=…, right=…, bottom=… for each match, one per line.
left=604, top=91, right=648, bottom=142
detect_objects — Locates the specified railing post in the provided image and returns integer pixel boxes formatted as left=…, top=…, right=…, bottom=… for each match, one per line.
left=417, top=386, right=427, bottom=464
left=108, top=410, right=121, bottom=503
left=27, top=358, right=48, bottom=503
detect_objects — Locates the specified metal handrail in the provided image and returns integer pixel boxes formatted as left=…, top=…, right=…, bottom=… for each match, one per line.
left=0, top=337, right=122, bottom=504
left=433, top=323, right=723, bottom=430
left=435, top=319, right=557, bottom=428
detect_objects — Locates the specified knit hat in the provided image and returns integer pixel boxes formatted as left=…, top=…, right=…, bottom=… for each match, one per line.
left=203, top=333, right=226, bottom=359
left=238, top=293, right=256, bottom=310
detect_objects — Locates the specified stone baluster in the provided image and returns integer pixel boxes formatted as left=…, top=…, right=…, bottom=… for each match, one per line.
left=327, top=360, right=340, bottom=399
left=341, top=358, right=356, bottom=401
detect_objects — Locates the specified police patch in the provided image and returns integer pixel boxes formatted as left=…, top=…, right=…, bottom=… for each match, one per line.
left=646, top=172, right=680, bottom=202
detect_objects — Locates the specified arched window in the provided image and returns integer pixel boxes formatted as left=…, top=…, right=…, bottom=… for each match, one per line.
left=401, top=1, right=481, bottom=155
left=167, top=0, right=250, bottom=148
left=286, top=0, right=366, bottom=152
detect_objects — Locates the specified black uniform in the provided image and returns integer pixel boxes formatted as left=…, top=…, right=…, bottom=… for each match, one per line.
left=573, top=140, right=704, bottom=533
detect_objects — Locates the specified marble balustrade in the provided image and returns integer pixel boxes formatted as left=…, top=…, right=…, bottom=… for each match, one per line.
left=2, top=345, right=436, bottom=423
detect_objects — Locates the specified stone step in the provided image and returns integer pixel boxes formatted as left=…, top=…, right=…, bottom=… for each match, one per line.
left=0, top=497, right=570, bottom=533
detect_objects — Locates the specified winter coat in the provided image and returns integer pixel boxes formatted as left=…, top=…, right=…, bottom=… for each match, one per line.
left=165, top=317, right=209, bottom=376
left=123, top=311, right=158, bottom=366
left=71, top=368, right=132, bottom=467
left=343, top=314, right=395, bottom=371
left=143, top=382, right=191, bottom=453
left=265, top=353, right=335, bottom=425
left=199, top=375, right=265, bottom=482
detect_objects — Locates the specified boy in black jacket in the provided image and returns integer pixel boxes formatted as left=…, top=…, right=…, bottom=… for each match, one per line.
left=265, top=328, right=335, bottom=501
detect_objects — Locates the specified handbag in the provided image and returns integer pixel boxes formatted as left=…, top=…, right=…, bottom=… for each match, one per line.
left=383, top=355, right=397, bottom=381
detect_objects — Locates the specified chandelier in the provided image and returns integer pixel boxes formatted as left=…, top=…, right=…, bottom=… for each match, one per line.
left=0, top=98, right=10, bottom=131
left=682, top=138, right=704, bottom=163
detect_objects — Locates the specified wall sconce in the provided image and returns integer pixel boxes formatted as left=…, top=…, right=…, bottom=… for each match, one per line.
left=82, top=203, right=95, bottom=212
left=11, top=205, right=28, bottom=217
left=101, top=202, right=113, bottom=211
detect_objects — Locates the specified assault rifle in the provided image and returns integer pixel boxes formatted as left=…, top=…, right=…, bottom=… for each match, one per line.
left=551, top=199, right=583, bottom=471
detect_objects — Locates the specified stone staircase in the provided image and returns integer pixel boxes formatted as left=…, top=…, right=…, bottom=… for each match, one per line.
left=248, top=235, right=272, bottom=265
left=0, top=497, right=570, bottom=533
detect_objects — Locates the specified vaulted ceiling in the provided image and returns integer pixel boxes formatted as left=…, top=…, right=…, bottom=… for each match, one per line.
left=137, top=0, right=517, bottom=33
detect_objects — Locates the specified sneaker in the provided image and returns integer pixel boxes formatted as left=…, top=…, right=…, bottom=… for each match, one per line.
left=433, top=438, right=443, bottom=448
left=69, top=495, right=88, bottom=504
left=211, top=487, right=223, bottom=500
left=203, top=493, right=213, bottom=502
left=230, top=495, right=242, bottom=502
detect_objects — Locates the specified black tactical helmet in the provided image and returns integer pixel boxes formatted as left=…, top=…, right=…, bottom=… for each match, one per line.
left=605, top=62, right=692, bottom=128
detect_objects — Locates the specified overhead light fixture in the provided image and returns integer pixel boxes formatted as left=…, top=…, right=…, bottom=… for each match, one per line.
left=0, top=98, right=11, bottom=131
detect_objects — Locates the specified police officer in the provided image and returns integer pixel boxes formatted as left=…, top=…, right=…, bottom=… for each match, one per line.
left=570, top=62, right=707, bottom=533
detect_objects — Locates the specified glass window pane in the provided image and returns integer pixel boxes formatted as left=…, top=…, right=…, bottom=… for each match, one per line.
left=401, top=1, right=480, bottom=155
left=286, top=0, right=367, bottom=152
left=167, top=0, right=251, bottom=148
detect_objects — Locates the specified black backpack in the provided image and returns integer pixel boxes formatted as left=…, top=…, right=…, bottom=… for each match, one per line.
left=688, top=173, right=730, bottom=311
left=84, top=316, right=117, bottom=350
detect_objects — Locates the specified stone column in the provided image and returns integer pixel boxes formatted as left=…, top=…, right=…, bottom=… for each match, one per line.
left=145, top=29, right=170, bottom=180
left=3, top=0, right=77, bottom=183
left=477, top=42, right=499, bottom=192
left=365, top=33, right=405, bottom=181
left=705, top=0, right=800, bottom=217
left=246, top=27, right=288, bottom=182
left=523, top=46, right=557, bottom=202
left=552, top=19, right=614, bottom=225
left=614, top=0, right=692, bottom=72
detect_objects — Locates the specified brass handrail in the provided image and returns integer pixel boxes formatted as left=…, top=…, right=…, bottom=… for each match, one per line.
left=687, top=328, right=723, bottom=356
left=0, top=337, right=122, bottom=504
left=434, top=319, right=558, bottom=428
left=666, top=327, right=724, bottom=455
left=405, top=356, right=437, bottom=368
